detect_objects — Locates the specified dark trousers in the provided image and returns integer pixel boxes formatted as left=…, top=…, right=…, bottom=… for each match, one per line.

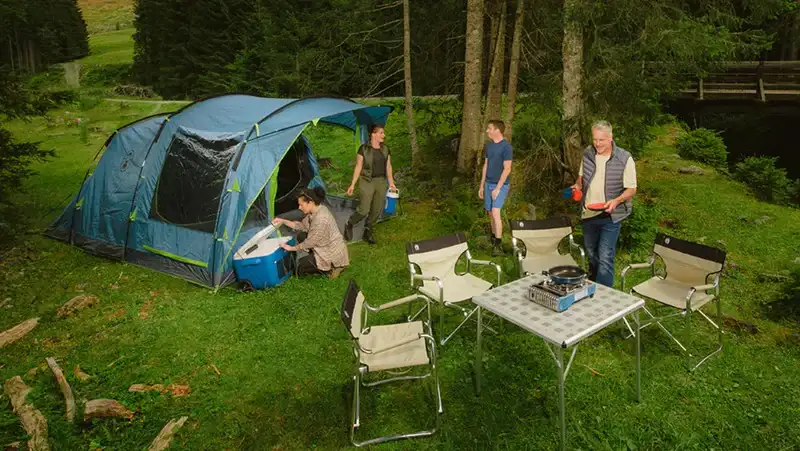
left=582, top=214, right=622, bottom=287
left=296, top=254, right=327, bottom=277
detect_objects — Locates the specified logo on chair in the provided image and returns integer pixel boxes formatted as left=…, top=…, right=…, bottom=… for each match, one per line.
left=414, top=244, right=420, bottom=251
left=665, top=238, right=671, bottom=244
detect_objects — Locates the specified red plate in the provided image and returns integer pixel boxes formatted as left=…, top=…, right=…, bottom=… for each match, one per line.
left=586, top=203, right=607, bottom=211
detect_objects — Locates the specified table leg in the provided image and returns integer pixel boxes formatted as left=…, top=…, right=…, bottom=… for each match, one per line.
left=475, top=306, right=482, bottom=396
left=557, top=346, right=566, bottom=451
left=635, top=309, right=641, bottom=403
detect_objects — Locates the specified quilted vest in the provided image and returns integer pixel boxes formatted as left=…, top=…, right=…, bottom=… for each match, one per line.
left=581, top=143, right=632, bottom=223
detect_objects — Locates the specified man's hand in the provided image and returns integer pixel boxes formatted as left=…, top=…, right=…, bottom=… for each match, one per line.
left=346, top=184, right=355, bottom=196
left=478, top=186, right=484, bottom=200
left=604, top=198, right=621, bottom=213
left=491, top=188, right=500, bottom=201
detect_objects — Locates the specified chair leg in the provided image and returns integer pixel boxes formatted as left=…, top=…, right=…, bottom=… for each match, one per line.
left=642, top=306, right=689, bottom=354
left=350, top=373, right=360, bottom=445
left=691, top=297, right=724, bottom=372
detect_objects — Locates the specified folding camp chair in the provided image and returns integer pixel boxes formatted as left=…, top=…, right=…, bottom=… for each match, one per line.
left=340, top=280, right=442, bottom=447
left=509, top=217, right=586, bottom=278
left=622, top=233, right=726, bottom=371
left=406, top=233, right=501, bottom=346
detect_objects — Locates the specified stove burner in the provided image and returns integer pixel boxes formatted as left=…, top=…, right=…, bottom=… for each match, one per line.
left=527, top=277, right=597, bottom=312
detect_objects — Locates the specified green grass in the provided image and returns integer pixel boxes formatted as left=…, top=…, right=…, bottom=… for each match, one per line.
left=79, top=29, right=135, bottom=66
left=2, top=102, right=800, bottom=450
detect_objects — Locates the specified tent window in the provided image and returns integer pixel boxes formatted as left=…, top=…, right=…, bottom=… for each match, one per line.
left=150, top=130, right=240, bottom=232
left=242, top=190, right=268, bottom=231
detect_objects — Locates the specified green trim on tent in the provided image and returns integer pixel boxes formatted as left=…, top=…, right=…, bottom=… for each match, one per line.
left=228, top=178, right=241, bottom=193
left=75, top=198, right=83, bottom=209
left=312, top=118, right=319, bottom=126
left=129, top=208, right=136, bottom=221
left=143, top=245, right=208, bottom=268
left=217, top=123, right=309, bottom=272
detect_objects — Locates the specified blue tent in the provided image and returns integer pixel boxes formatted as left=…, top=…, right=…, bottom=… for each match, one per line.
left=46, top=95, right=393, bottom=287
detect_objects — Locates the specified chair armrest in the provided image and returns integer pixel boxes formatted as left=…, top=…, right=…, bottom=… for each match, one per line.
left=621, top=259, right=654, bottom=292
left=372, top=294, right=429, bottom=312
left=568, top=234, right=586, bottom=268
left=361, top=333, right=423, bottom=355
left=691, top=283, right=716, bottom=292
left=413, top=274, right=444, bottom=302
left=469, top=259, right=502, bottom=287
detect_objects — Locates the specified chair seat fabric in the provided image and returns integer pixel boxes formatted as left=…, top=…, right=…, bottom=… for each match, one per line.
left=632, top=277, right=715, bottom=311
left=359, top=321, right=430, bottom=372
left=521, top=253, right=577, bottom=276
left=419, top=273, right=492, bottom=304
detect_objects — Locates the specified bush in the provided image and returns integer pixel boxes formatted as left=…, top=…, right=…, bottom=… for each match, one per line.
left=734, top=156, right=793, bottom=204
left=617, top=198, right=661, bottom=254
left=675, top=128, right=728, bottom=168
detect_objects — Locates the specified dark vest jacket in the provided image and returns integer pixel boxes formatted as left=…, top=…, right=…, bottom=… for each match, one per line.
left=359, top=143, right=389, bottom=182
left=582, top=143, right=633, bottom=223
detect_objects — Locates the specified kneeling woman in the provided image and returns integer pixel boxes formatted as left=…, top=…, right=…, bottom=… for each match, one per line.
left=271, top=187, right=349, bottom=278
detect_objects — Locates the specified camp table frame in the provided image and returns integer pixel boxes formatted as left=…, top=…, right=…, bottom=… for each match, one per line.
left=472, top=273, right=645, bottom=451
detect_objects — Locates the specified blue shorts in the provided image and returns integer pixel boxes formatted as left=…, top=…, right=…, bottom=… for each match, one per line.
left=484, top=183, right=509, bottom=211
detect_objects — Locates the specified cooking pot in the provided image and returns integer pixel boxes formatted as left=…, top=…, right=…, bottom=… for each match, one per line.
left=542, top=265, right=587, bottom=285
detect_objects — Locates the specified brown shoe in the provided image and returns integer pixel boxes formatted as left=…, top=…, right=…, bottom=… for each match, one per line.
left=328, top=267, right=345, bottom=279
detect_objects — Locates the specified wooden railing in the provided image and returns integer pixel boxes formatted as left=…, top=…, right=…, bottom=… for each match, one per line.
left=679, top=61, right=800, bottom=101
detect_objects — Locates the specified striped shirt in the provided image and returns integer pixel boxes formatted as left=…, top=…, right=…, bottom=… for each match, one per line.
left=295, top=205, right=350, bottom=271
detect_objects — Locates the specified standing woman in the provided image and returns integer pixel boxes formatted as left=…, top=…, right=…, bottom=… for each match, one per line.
left=343, top=124, right=397, bottom=244
left=272, top=187, right=349, bottom=279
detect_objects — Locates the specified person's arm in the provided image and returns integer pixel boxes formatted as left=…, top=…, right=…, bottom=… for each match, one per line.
left=604, top=158, right=637, bottom=212
left=293, top=216, right=326, bottom=251
left=572, top=161, right=584, bottom=191
left=386, top=155, right=396, bottom=190
left=478, top=158, right=487, bottom=200
left=347, top=154, right=364, bottom=196
left=272, top=217, right=303, bottom=230
left=495, top=161, right=512, bottom=189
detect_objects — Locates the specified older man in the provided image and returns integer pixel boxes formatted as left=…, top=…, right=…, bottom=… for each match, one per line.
left=571, top=120, right=637, bottom=287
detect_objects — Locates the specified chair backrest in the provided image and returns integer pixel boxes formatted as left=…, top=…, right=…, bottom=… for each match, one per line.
left=509, top=217, right=572, bottom=257
left=653, top=234, right=726, bottom=287
left=341, top=280, right=365, bottom=339
left=406, top=233, right=469, bottom=281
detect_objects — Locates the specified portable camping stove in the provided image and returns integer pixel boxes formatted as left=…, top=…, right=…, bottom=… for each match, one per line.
left=527, top=278, right=596, bottom=312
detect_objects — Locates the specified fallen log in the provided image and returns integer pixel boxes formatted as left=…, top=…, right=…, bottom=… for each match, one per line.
left=3, top=376, right=50, bottom=451
left=148, top=416, right=188, bottom=451
left=57, top=295, right=100, bottom=318
left=84, top=399, right=134, bottom=422
left=129, top=384, right=191, bottom=397
left=3, top=442, right=21, bottom=450
left=0, top=318, right=39, bottom=348
left=45, top=358, right=75, bottom=422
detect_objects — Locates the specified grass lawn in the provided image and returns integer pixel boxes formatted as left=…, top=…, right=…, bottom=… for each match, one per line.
left=2, top=101, right=800, bottom=450
left=79, top=29, right=135, bottom=66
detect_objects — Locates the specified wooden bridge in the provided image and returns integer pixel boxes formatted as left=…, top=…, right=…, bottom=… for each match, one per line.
left=678, top=61, right=800, bottom=102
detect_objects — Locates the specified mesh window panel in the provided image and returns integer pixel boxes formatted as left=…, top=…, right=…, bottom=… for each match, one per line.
left=150, top=130, right=241, bottom=232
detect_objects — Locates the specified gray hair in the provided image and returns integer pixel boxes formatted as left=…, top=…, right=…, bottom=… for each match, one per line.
left=592, top=120, right=613, bottom=135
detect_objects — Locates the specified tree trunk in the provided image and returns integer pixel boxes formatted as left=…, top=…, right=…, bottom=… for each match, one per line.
left=403, top=0, right=422, bottom=172
left=505, top=0, right=524, bottom=143
left=562, top=0, right=584, bottom=179
left=484, top=0, right=507, bottom=126
left=457, top=0, right=485, bottom=174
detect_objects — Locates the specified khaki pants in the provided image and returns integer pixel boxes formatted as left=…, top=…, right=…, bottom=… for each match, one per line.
left=349, top=176, right=386, bottom=230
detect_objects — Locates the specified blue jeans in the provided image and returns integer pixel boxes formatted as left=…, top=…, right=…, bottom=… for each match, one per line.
left=582, top=214, right=622, bottom=287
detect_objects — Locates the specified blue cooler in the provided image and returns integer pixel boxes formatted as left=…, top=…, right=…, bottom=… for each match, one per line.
left=383, top=189, right=400, bottom=216
left=233, top=225, right=296, bottom=288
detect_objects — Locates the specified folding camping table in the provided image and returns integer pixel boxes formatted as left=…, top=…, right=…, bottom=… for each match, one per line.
left=472, top=273, right=645, bottom=451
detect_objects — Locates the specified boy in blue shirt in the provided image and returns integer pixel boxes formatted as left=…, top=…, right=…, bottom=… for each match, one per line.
left=478, top=119, right=513, bottom=256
